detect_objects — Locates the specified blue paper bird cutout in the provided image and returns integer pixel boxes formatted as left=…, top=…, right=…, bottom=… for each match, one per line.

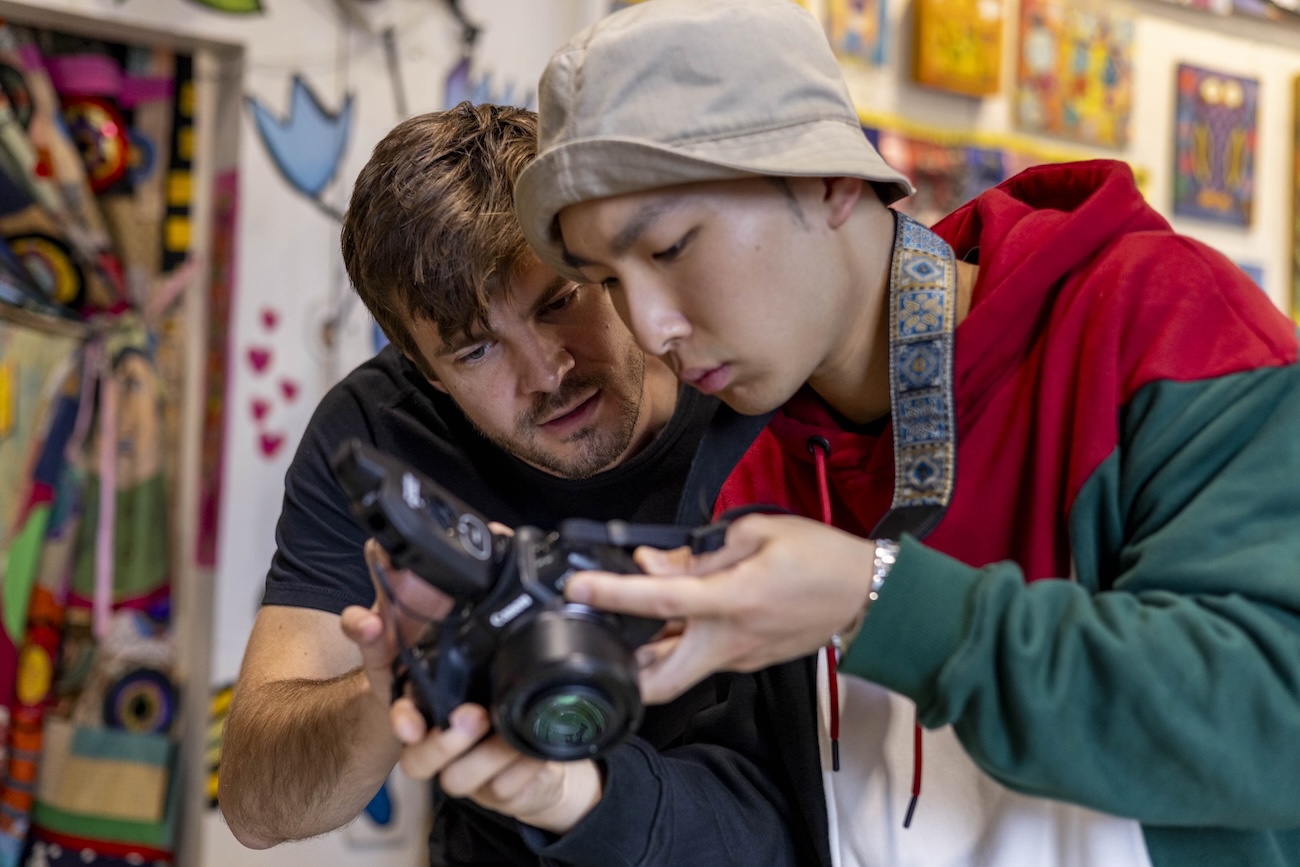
left=247, top=75, right=353, bottom=200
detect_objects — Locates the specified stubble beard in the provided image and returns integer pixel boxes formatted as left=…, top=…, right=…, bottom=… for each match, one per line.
left=487, top=346, right=647, bottom=480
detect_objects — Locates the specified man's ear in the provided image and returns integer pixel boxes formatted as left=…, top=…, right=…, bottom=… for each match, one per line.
left=822, top=176, right=866, bottom=230
left=403, top=352, right=449, bottom=393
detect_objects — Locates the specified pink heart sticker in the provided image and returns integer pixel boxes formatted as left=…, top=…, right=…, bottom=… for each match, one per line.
left=251, top=398, right=269, bottom=421
left=261, top=308, right=279, bottom=330
left=247, top=347, right=271, bottom=373
left=259, top=432, right=285, bottom=458
left=280, top=379, right=299, bottom=402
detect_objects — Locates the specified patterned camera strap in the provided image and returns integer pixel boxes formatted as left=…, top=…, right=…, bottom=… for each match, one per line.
left=869, top=212, right=958, bottom=542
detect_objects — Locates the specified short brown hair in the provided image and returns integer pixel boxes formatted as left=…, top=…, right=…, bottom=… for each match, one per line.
left=341, top=103, right=537, bottom=374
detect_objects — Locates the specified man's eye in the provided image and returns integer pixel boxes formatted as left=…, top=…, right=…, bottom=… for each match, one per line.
left=600, top=277, right=621, bottom=291
left=458, top=344, right=490, bottom=364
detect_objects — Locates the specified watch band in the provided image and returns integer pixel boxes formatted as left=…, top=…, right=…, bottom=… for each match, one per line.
left=833, top=538, right=900, bottom=652
left=869, top=538, right=900, bottom=605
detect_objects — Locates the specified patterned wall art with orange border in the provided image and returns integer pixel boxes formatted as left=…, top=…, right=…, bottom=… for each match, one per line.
left=1015, top=0, right=1134, bottom=148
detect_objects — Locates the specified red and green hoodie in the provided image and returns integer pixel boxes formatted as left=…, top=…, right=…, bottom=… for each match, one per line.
left=711, top=160, right=1300, bottom=866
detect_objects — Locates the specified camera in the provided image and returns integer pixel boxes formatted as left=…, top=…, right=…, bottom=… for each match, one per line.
left=331, top=440, right=726, bottom=762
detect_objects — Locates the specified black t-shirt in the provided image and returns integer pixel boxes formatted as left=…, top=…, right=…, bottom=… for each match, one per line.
left=264, top=344, right=718, bottom=613
left=261, top=345, right=727, bottom=865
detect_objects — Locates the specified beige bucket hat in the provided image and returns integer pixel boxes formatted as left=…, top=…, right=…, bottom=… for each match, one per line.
left=515, top=0, right=915, bottom=281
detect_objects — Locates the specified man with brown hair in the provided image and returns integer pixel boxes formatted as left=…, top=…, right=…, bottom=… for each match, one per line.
left=218, top=103, right=806, bottom=866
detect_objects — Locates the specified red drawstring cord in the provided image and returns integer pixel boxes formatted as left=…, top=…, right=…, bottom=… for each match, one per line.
left=905, top=708, right=922, bottom=827
left=808, top=436, right=922, bottom=826
left=809, top=438, right=841, bottom=772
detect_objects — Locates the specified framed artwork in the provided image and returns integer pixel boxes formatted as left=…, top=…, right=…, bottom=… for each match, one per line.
left=826, top=0, right=887, bottom=66
left=1015, top=0, right=1134, bottom=148
left=1172, top=63, right=1258, bottom=227
left=1291, top=76, right=1299, bottom=325
left=914, top=0, right=1004, bottom=97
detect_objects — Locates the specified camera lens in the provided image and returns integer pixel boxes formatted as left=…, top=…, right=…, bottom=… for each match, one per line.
left=492, top=607, right=643, bottom=761
left=523, top=687, right=614, bottom=748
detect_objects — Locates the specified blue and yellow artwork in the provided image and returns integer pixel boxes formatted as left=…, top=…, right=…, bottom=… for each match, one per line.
left=826, top=0, right=887, bottom=66
left=1173, top=63, right=1258, bottom=227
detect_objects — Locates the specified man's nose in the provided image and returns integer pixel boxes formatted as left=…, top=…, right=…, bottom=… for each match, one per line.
left=517, top=332, right=575, bottom=393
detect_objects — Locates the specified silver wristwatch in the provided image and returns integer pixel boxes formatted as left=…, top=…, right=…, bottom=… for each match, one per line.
left=869, top=538, right=900, bottom=605
left=833, top=538, right=900, bottom=651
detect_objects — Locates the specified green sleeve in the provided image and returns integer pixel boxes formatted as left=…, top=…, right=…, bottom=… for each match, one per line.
left=840, top=364, right=1300, bottom=828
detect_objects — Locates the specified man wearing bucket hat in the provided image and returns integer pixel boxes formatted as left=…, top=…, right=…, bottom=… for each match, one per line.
left=514, top=1, right=1300, bottom=865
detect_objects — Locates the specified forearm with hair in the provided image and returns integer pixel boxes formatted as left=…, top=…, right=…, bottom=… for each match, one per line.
left=219, top=668, right=401, bottom=847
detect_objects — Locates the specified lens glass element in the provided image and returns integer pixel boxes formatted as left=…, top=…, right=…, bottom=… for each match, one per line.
left=524, top=688, right=614, bottom=748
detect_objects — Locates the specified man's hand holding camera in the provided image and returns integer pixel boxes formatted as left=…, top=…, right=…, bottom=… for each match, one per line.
left=390, top=694, right=603, bottom=833
left=343, top=540, right=603, bottom=835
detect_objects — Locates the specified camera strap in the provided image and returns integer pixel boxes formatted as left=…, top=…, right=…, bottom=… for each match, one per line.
left=868, top=211, right=959, bottom=542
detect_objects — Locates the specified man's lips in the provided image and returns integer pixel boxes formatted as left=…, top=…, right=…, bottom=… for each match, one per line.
left=539, top=390, right=600, bottom=430
left=679, top=364, right=730, bottom=395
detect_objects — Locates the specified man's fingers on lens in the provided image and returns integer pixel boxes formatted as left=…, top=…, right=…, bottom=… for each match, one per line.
left=437, top=734, right=526, bottom=798
left=393, top=701, right=489, bottom=780
left=480, top=750, right=556, bottom=805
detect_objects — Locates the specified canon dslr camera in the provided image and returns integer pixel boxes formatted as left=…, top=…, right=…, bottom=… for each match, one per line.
left=331, top=440, right=724, bottom=762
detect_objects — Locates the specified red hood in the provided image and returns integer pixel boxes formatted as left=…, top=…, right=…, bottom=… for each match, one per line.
left=718, top=155, right=1295, bottom=560
left=761, top=160, right=1189, bottom=533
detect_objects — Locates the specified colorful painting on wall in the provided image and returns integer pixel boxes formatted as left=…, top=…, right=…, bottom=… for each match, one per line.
left=1291, top=76, right=1299, bottom=326
left=826, top=0, right=887, bottom=66
left=914, top=0, right=1004, bottom=97
left=1015, top=0, right=1134, bottom=148
left=1172, top=63, right=1258, bottom=227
